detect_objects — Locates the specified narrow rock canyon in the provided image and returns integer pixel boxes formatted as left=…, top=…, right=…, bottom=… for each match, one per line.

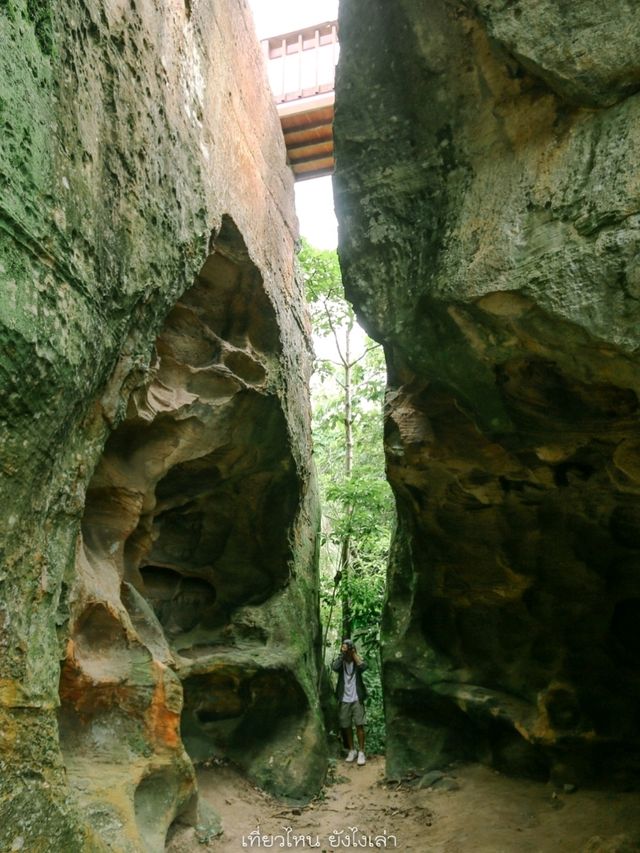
left=1, top=0, right=640, bottom=849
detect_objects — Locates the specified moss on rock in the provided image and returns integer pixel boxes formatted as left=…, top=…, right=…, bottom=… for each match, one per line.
left=1, top=0, right=325, bottom=845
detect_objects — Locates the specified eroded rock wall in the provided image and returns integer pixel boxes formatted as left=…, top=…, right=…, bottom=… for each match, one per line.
left=0, top=1, right=324, bottom=849
left=334, top=0, right=640, bottom=785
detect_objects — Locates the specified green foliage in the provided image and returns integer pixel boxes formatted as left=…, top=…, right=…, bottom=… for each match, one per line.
left=0, top=0, right=53, bottom=54
left=27, top=0, right=53, bottom=55
left=298, top=239, right=349, bottom=331
left=361, top=671, right=386, bottom=755
left=299, top=238, right=393, bottom=755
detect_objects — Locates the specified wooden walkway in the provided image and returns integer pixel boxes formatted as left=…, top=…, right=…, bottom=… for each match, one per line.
left=262, top=21, right=338, bottom=181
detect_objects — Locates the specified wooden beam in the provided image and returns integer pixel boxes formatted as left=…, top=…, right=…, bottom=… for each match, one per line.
left=289, top=151, right=335, bottom=168
left=295, top=170, right=334, bottom=182
left=292, top=161, right=335, bottom=181
left=285, top=135, right=333, bottom=154
left=282, top=113, right=333, bottom=131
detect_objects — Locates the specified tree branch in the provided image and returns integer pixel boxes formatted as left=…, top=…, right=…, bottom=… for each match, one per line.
left=322, top=298, right=348, bottom=366
left=349, top=342, right=382, bottom=367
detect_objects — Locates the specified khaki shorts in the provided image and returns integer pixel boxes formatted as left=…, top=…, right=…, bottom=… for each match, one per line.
left=339, top=701, right=366, bottom=728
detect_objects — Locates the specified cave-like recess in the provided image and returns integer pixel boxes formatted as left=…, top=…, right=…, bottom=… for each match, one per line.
left=58, top=217, right=320, bottom=849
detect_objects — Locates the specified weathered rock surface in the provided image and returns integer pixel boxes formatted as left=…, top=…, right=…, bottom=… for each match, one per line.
left=0, top=1, right=324, bottom=849
left=472, top=1, right=640, bottom=107
left=334, top=0, right=640, bottom=786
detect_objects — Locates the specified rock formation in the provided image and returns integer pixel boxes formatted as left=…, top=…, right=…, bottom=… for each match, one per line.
left=334, top=0, right=640, bottom=786
left=0, top=1, right=325, bottom=849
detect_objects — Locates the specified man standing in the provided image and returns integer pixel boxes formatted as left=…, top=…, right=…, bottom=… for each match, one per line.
left=331, top=638, right=367, bottom=765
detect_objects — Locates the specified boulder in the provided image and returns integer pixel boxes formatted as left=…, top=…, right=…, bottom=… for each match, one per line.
left=334, top=0, right=640, bottom=786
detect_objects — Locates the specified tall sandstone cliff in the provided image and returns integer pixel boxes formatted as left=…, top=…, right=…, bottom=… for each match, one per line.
left=0, top=1, right=325, bottom=849
left=335, top=0, right=640, bottom=785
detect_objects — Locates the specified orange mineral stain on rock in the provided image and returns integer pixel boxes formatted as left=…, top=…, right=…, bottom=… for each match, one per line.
left=146, top=662, right=181, bottom=749
left=59, top=639, right=142, bottom=719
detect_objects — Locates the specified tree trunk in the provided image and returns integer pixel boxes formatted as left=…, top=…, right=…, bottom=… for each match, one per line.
left=341, top=317, right=354, bottom=639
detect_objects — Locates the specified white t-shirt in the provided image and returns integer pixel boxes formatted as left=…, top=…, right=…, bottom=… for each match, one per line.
left=342, top=661, right=358, bottom=702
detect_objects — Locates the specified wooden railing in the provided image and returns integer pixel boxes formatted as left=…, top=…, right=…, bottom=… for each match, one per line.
left=262, top=21, right=339, bottom=105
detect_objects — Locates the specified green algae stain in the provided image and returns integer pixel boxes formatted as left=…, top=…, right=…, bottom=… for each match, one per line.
left=0, top=0, right=53, bottom=54
left=26, top=0, right=52, bottom=54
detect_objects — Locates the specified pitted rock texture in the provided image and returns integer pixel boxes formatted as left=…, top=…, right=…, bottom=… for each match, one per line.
left=0, top=1, right=324, bottom=850
left=334, top=0, right=640, bottom=786
left=59, top=220, right=325, bottom=848
left=471, top=0, right=640, bottom=107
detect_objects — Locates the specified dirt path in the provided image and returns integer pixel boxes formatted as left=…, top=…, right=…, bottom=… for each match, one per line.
left=168, top=756, right=640, bottom=852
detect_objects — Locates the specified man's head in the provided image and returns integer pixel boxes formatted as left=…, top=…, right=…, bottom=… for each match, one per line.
left=341, top=638, right=355, bottom=655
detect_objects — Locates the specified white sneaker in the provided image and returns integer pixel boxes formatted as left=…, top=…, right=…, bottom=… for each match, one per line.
left=357, top=751, right=366, bottom=766
left=345, top=749, right=358, bottom=763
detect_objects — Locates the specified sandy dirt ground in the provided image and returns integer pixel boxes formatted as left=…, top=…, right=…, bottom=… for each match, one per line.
left=167, top=755, right=640, bottom=853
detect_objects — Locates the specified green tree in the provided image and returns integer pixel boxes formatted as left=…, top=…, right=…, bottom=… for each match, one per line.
left=298, top=239, right=393, bottom=753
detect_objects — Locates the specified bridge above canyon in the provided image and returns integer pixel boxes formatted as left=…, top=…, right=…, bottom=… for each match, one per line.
left=262, top=20, right=338, bottom=181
